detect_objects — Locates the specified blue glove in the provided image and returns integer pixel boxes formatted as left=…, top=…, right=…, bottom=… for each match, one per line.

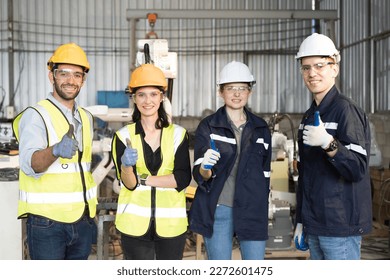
left=121, top=147, right=138, bottom=167
left=294, top=223, right=309, bottom=251
left=52, top=125, right=78, bottom=159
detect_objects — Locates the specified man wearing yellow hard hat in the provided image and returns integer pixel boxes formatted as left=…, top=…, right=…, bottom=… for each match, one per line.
left=13, top=43, right=97, bottom=260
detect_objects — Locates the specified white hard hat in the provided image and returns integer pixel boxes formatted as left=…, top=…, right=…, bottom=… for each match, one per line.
left=217, top=61, right=256, bottom=85
left=295, top=33, right=341, bottom=63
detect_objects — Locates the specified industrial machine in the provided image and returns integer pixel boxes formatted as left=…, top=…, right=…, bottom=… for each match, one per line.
left=267, top=199, right=293, bottom=249
left=266, top=112, right=298, bottom=250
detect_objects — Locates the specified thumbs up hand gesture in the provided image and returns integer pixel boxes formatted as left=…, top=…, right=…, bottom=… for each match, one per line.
left=121, top=138, right=138, bottom=167
left=303, top=115, right=333, bottom=148
left=52, top=124, right=79, bottom=159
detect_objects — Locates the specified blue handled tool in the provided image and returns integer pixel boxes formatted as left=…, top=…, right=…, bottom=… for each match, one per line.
left=210, top=138, right=216, bottom=151
left=314, top=111, right=320, bottom=126
left=303, top=111, right=320, bottom=147
left=203, top=138, right=217, bottom=170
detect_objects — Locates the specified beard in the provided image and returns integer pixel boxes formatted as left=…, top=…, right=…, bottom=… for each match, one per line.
left=53, top=80, right=81, bottom=101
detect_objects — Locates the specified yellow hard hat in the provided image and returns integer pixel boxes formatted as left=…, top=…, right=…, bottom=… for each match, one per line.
left=128, top=64, right=167, bottom=92
left=47, top=43, right=90, bottom=72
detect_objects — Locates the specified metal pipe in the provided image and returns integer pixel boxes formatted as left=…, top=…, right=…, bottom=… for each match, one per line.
left=128, top=18, right=137, bottom=76
left=127, top=9, right=338, bottom=20
left=8, top=0, right=14, bottom=107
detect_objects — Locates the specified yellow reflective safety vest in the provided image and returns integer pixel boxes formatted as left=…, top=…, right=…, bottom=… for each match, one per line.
left=12, top=99, right=97, bottom=223
left=114, top=123, right=188, bottom=237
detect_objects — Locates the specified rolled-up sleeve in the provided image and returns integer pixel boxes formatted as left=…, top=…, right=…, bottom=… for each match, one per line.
left=18, top=108, right=48, bottom=178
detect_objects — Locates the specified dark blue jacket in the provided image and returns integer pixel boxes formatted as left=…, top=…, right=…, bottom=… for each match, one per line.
left=189, top=106, right=272, bottom=240
left=296, top=86, right=372, bottom=237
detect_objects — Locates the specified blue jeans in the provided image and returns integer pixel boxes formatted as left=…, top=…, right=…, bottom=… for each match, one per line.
left=307, top=234, right=362, bottom=260
left=203, top=204, right=266, bottom=260
left=27, top=214, right=95, bottom=260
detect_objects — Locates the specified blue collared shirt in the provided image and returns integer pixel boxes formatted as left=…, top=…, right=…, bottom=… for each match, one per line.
left=18, top=93, right=87, bottom=178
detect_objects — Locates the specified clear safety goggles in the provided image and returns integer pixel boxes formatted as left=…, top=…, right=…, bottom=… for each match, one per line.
left=53, top=69, right=86, bottom=82
left=133, top=90, right=163, bottom=101
left=300, top=62, right=335, bottom=74
left=224, top=86, right=251, bottom=93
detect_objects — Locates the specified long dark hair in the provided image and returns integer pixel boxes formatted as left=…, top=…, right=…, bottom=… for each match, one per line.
left=131, top=86, right=170, bottom=129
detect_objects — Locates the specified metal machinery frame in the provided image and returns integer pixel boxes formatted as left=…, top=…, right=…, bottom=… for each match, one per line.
left=126, top=9, right=338, bottom=74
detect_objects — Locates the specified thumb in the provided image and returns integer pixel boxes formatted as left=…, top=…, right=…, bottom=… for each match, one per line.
left=66, top=124, right=74, bottom=138
left=126, top=138, right=132, bottom=148
left=318, top=116, right=325, bottom=127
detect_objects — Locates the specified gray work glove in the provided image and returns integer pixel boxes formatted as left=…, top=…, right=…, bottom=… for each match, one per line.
left=52, top=125, right=78, bottom=159
left=121, top=147, right=138, bottom=167
left=121, top=138, right=138, bottom=167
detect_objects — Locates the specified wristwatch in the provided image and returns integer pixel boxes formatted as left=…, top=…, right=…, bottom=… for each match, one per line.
left=324, top=138, right=338, bottom=152
left=139, top=174, right=149, bottom=185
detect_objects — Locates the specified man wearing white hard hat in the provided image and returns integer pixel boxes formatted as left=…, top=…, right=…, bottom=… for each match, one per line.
left=189, top=61, right=272, bottom=260
left=293, top=33, right=372, bottom=259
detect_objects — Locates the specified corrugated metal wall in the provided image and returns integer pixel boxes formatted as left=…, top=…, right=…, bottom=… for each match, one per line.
left=371, top=0, right=390, bottom=112
left=329, top=0, right=390, bottom=113
left=0, top=0, right=132, bottom=117
left=0, top=0, right=389, bottom=118
left=128, top=0, right=316, bottom=116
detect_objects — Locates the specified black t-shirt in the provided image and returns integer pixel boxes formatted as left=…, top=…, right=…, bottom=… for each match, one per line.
left=114, top=121, right=191, bottom=192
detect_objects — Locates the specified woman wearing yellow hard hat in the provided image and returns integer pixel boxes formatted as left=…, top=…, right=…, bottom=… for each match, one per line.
left=111, top=63, right=192, bottom=260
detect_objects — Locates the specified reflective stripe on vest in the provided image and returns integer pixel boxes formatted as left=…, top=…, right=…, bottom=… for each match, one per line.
left=19, top=186, right=97, bottom=204
left=114, top=123, right=188, bottom=237
left=13, top=99, right=97, bottom=222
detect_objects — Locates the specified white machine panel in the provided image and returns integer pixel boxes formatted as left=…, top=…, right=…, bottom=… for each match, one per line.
left=0, top=181, right=23, bottom=259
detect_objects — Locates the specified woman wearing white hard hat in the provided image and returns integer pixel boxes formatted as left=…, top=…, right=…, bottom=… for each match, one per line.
left=294, top=33, right=372, bottom=260
left=189, top=61, right=272, bottom=260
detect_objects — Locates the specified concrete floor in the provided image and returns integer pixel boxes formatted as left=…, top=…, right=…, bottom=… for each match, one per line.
left=360, top=224, right=390, bottom=260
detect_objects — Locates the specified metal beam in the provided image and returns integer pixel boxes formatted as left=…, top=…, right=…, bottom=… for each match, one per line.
left=127, top=9, right=338, bottom=20
left=8, top=0, right=14, bottom=107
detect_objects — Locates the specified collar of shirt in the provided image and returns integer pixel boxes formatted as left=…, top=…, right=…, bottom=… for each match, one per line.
left=47, top=93, right=82, bottom=147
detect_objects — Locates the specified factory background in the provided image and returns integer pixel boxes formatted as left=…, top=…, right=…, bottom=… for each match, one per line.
left=0, top=0, right=390, bottom=260
left=1, top=0, right=389, bottom=166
